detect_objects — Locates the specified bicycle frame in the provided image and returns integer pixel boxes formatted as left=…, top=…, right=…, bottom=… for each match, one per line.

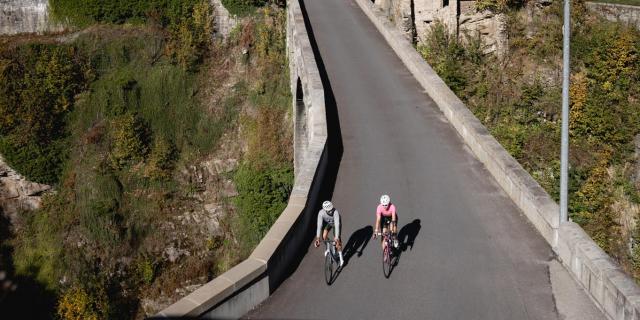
left=323, top=240, right=338, bottom=260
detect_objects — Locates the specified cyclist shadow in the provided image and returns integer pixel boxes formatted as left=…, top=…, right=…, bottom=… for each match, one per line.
left=343, top=225, right=373, bottom=265
left=392, top=219, right=422, bottom=267
left=326, top=226, right=373, bottom=285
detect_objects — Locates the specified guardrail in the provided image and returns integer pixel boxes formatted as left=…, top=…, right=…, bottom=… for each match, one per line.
left=154, top=0, right=327, bottom=317
left=354, top=0, right=640, bottom=319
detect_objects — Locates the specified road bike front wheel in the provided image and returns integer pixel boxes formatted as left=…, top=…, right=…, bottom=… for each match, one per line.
left=382, top=243, right=391, bottom=278
left=325, top=251, right=334, bottom=285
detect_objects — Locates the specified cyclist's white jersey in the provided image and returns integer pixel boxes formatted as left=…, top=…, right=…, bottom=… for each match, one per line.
left=316, top=209, right=341, bottom=238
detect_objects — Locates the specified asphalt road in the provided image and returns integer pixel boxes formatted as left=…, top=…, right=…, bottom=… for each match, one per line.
left=246, top=0, right=560, bottom=318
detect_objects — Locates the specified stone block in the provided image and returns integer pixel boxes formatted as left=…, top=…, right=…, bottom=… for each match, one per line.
left=219, top=258, right=267, bottom=291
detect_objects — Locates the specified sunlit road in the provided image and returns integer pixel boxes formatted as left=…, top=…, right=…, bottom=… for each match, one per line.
left=246, top=0, right=559, bottom=318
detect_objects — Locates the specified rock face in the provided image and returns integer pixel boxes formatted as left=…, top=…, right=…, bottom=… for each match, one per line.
left=374, top=0, right=508, bottom=56
left=211, top=0, right=238, bottom=39
left=375, top=0, right=415, bottom=40
left=458, top=1, right=508, bottom=55
left=586, top=2, right=640, bottom=30
left=413, top=0, right=458, bottom=44
left=0, top=0, right=63, bottom=35
left=0, top=155, right=52, bottom=221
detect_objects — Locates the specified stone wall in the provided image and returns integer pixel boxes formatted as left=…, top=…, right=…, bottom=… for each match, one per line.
left=373, top=0, right=507, bottom=55
left=586, top=2, right=640, bottom=30
left=0, top=0, right=62, bottom=35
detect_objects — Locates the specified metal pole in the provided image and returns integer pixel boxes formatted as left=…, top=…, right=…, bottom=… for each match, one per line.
left=560, top=0, right=571, bottom=223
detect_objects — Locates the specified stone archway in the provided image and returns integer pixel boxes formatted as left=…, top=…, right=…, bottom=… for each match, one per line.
left=294, top=77, right=308, bottom=172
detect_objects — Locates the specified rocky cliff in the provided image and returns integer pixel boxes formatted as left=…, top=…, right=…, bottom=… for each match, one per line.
left=586, top=2, right=640, bottom=30
left=0, top=0, right=63, bottom=35
left=373, top=0, right=507, bottom=56
left=0, top=156, right=51, bottom=222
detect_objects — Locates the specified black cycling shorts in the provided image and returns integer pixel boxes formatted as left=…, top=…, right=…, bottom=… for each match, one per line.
left=381, top=215, right=397, bottom=230
left=322, top=222, right=341, bottom=239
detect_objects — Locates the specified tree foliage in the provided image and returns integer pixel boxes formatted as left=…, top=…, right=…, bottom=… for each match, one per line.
left=0, top=44, right=89, bottom=184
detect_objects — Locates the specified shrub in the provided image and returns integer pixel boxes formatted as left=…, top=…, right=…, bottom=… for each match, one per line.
left=221, top=0, right=267, bottom=16
left=109, top=113, right=149, bottom=169
left=166, top=0, right=214, bottom=71
left=233, top=164, right=293, bottom=249
left=144, top=136, right=178, bottom=180
left=49, top=0, right=201, bottom=26
left=0, top=43, right=88, bottom=184
left=0, top=136, right=67, bottom=185
left=418, top=21, right=468, bottom=95
left=57, top=286, right=109, bottom=320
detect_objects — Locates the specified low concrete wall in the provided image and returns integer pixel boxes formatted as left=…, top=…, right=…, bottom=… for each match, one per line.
left=354, top=0, right=640, bottom=319
left=155, top=0, right=327, bottom=317
left=587, top=2, right=640, bottom=30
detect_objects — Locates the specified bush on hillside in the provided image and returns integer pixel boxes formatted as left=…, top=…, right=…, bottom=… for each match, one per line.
left=0, top=43, right=89, bottom=184
left=109, top=113, right=150, bottom=169
left=221, top=0, right=267, bottom=16
left=166, top=0, right=214, bottom=71
left=233, top=164, right=293, bottom=249
left=49, top=0, right=200, bottom=26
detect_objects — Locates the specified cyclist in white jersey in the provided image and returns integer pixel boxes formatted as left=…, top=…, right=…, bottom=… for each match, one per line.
left=314, top=200, right=344, bottom=267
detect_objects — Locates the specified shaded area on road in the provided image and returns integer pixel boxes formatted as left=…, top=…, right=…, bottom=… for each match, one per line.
left=343, top=225, right=373, bottom=264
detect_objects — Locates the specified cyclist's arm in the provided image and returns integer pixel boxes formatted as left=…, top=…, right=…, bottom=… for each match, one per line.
left=316, top=211, right=323, bottom=239
left=374, top=215, right=381, bottom=233
left=334, top=210, right=341, bottom=239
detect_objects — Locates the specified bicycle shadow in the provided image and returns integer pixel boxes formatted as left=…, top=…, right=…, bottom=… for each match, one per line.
left=326, top=226, right=373, bottom=285
left=343, top=225, right=373, bottom=265
left=398, top=219, right=421, bottom=253
left=389, top=219, right=421, bottom=274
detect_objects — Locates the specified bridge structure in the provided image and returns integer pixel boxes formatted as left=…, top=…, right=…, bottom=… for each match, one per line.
left=157, top=0, right=640, bottom=318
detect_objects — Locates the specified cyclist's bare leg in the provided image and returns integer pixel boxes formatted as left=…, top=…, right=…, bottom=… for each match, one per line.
left=381, top=225, right=389, bottom=250
left=333, top=229, right=344, bottom=266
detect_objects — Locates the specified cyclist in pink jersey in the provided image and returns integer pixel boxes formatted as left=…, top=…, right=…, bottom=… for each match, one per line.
left=374, top=194, right=399, bottom=249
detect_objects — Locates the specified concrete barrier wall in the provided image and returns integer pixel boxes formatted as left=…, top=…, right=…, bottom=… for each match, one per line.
left=353, top=0, right=640, bottom=319
left=155, top=0, right=327, bottom=317
left=586, top=2, right=640, bottom=30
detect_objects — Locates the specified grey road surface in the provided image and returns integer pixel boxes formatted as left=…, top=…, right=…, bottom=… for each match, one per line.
left=247, top=0, right=560, bottom=318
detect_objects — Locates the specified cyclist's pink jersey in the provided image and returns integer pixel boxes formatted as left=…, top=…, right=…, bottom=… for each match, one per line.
left=376, top=203, right=397, bottom=219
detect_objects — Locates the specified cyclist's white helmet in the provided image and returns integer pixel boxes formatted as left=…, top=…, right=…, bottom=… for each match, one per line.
left=380, top=194, right=390, bottom=206
left=322, top=200, right=334, bottom=211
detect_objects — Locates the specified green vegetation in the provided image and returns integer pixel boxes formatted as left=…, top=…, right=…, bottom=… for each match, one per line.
left=222, top=0, right=267, bottom=16
left=49, top=0, right=200, bottom=26
left=1, top=0, right=291, bottom=318
left=0, top=44, right=90, bottom=184
left=419, top=1, right=640, bottom=278
left=230, top=8, right=293, bottom=255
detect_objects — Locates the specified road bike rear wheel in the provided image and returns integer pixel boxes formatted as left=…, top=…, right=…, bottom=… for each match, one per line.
left=382, top=243, right=391, bottom=278
left=324, top=251, right=334, bottom=285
